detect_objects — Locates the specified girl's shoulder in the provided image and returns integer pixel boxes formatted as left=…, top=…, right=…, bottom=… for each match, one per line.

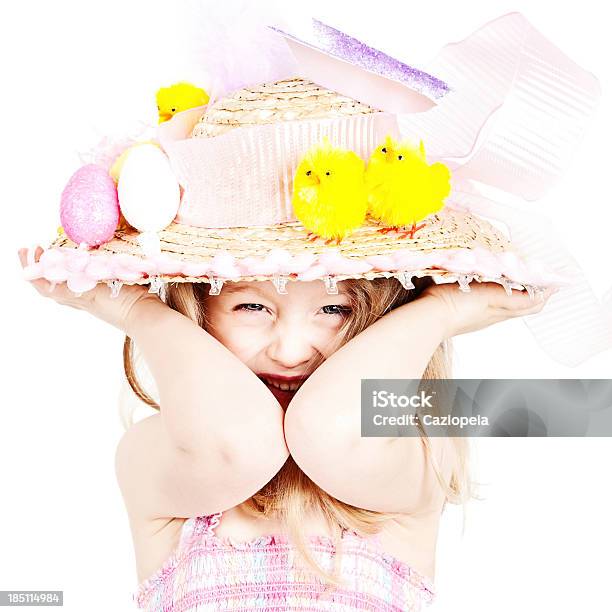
left=130, top=505, right=283, bottom=585
left=131, top=515, right=190, bottom=585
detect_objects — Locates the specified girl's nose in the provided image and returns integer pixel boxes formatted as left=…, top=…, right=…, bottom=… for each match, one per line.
left=266, top=330, right=316, bottom=370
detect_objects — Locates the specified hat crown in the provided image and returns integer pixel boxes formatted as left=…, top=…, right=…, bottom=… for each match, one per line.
left=192, top=77, right=378, bottom=138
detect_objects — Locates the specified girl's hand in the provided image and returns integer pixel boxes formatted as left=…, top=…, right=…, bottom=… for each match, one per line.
left=419, top=281, right=558, bottom=340
left=18, top=246, right=160, bottom=334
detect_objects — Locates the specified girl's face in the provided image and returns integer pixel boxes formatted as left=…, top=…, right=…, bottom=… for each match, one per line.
left=205, top=280, right=352, bottom=409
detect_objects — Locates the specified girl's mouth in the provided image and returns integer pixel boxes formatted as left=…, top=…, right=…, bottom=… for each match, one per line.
left=258, top=375, right=308, bottom=407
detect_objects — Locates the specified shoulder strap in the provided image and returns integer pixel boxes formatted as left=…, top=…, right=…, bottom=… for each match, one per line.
left=203, top=511, right=223, bottom=535
left=186, top=511, right=223, bottom=541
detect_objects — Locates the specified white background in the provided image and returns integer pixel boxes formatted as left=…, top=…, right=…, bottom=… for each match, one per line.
left=3, top=1, right=611, bottom=610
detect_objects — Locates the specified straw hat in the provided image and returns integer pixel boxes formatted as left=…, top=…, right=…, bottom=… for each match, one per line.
left=24, top=16, right=592, bottom=302
left=44, top=76, right=524, bottom=298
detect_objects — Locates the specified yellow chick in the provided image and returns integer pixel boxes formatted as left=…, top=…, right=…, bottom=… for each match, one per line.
left=292, top=138, right=368, bottom=244
left=365, top=135, right=451, bottom=239
left=156, top=82, right=209, bottom=124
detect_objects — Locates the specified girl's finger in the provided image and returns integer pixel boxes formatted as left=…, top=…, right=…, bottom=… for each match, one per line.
left=23, top=245, right=44, bottom=266
left=506, top=287, right=555, bottom=309
left=18, top=246, right=40, bottom=267
left=18, top=248, right=32, bottom=268
left=18, top=247, right=57, bottom=296
left=26, top=246, right=37, bottom=266
left=511, top=290, right=556, bottom=317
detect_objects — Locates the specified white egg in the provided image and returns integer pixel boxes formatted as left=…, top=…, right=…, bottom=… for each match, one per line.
left=117, top=144, right=181, bottom=232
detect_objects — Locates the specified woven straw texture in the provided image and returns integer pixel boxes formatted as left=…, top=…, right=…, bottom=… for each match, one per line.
left=49, top=209, right=512, bottom=283
left=192, top=77, right=377, bottom=137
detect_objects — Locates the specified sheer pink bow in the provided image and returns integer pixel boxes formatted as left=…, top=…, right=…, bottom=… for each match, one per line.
left=392, top=12, right=611, bottom=366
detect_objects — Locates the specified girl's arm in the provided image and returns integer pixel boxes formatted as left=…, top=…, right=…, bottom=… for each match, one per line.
left=284, top=283, right=555, bottom=515
left=20, top=247, right=288, bottom=518
left=115, top=296, right=290, bottom=518
left=283, top=295, right=450, bottom=516
left=126, top=297, right=286, bottom=457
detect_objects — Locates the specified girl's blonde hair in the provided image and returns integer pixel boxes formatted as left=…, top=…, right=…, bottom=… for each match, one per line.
left=121, top=277, right=475, bottom=589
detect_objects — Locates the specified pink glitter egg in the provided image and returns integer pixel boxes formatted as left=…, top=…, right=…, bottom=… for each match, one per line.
left=60, top=164, right=120, bottom=246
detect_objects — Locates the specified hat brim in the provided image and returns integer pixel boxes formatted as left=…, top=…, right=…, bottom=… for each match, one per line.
left=30, top=208, right=569, bottom=295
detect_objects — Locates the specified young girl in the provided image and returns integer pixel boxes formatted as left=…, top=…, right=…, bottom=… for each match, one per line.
left=18, top=12, right=601, bottom=610
left=18, top=245, right=555, bottom=610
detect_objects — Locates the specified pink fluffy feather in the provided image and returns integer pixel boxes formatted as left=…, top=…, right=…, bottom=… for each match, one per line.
left=181, top=0, right=300, bottom=102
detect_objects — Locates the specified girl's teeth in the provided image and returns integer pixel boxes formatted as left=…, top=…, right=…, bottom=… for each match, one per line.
left=265, top=378, right=300, bottom=392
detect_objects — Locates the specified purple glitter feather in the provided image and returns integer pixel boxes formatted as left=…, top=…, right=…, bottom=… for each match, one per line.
left=271, top=19, right=449, bottom=100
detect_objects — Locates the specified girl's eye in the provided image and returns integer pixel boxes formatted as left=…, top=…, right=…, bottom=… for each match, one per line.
left=321, top=305, right=351, bottom=316
left=234, top=303, right=350, bottom=316
left=235, top=303, right=266, bottom=313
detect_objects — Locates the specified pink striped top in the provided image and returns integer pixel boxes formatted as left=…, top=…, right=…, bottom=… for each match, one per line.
left=133, top=511, right=436, bottom=611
